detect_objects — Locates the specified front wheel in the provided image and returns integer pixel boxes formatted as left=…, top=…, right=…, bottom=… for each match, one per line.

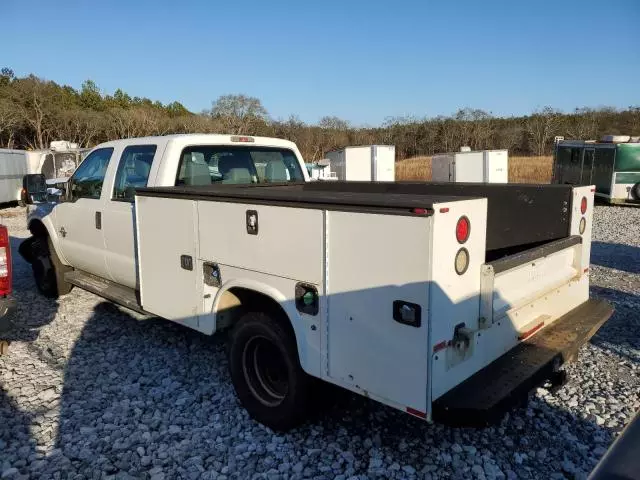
left=228, top=311, right=312, bottom=431
left=31, top=237, right=72, bottom=298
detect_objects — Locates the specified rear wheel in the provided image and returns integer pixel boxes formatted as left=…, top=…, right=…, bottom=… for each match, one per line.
left=228, top=311, right=312, bottom=431
left=631, top=182, right=640, bottom=201
left=31, top=237, right=72, bottom=298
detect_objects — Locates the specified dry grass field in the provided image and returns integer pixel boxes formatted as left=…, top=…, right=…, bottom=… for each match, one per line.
left=396, top=155, right=554, bottom=183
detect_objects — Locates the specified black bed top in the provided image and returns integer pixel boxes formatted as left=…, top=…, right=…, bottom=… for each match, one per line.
left=136, top=181, right=574, bottom=252
left=136, top=182, right=467, bottom=213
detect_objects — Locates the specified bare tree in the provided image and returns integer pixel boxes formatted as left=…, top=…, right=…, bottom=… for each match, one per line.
left=0, top=99, right=19, bottom=147
left=318, top=116, right=349, bottom=131
left=209, top=94, right=268, bottom=134
left=11, top=76, right=55, bottom=149
left=568, top=107, right=600, bottom=140
left=525, top=107, right=560, bottom=156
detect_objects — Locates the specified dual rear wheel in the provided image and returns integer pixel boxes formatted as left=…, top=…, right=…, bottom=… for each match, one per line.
left=228, top=311, right=315, bottom=431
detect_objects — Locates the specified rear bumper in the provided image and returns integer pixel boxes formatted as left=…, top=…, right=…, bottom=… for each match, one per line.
left=0, top=296, right=17, bottom=335
left=432, top=298, right=614, bottom=427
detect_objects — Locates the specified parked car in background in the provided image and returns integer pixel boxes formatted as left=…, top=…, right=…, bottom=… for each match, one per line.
left=0, top=224, right=16, bottom=355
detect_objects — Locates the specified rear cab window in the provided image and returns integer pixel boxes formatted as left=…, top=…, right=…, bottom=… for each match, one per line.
left=175, top=146, right=304, bottom=186
left=112, top=145, right=158, bottom=201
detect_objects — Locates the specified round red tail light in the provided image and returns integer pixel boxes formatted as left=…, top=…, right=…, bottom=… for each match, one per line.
left=456, top=216, right=470, bottom=244
left=580, top=197, right=587, bottom=214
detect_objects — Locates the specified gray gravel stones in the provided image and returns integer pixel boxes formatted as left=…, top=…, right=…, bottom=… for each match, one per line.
left=1, top=204, right=639, bottom=479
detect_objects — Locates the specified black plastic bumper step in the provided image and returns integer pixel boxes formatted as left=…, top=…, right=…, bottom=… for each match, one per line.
left=432, top=298, right=614, bottom=427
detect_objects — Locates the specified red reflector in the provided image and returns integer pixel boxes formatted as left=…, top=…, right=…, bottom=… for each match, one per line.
left=456, top=216, right=470, bottom=243
left=583, top=267, right=589, bottom=273
left=0, top=225, right=12, bottom=296
left=412, top=208, right=429, bottom=215
left=580, top=197, right=587, bottom=214
left=406, top=407, right=426, bottom=419
left=439, top=207, right=450, bottom=213
left=433, top=340, right=448, bottom=353
left=590, top=188, right=596, bottom=192
left=518, top=321, right=544, bottom=341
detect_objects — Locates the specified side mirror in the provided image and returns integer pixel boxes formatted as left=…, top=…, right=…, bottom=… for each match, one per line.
left=22, top=174, right=47, bottom=205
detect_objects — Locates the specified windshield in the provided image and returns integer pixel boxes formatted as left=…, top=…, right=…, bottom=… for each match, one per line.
left=175, top=146, right=304, bottom=186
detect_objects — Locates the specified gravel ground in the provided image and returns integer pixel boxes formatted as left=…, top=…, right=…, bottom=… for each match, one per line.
left=0, top=204, right=639, bottom=480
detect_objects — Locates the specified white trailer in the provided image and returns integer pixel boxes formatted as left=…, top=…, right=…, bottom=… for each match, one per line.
left=326, top=145, right=395, bottom=181
left=0, top=149, right=29, bottom=204
left=432, top=149, right=509, bottom=183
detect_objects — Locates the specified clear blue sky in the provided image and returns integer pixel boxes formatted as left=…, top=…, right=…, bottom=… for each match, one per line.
left=3, top=0, right=639, bottom=125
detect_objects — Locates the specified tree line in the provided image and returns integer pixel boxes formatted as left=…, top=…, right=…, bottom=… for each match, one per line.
left=1, top=68, right=638, bottom=161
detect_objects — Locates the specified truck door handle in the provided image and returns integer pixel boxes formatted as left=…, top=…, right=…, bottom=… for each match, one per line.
left=95, top=211, right=102, bottom=230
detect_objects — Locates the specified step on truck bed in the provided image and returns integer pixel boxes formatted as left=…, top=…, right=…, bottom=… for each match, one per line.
left=432, top=298, right=613, bottom=427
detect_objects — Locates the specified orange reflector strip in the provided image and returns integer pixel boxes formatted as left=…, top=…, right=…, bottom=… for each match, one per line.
left=518, top=321, right=544, bottom=341
left=412, top=208, right=430, bottom=215
left=406, top=407, right=426, bottom=419
left=439, top=207, right=449, bottom=213
left=433, top=340, right=448, bottom=353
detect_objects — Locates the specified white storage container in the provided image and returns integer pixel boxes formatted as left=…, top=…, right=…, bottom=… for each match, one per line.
left=432, top=149, right=508, bottom=183
left=0, top=149, right=28, bottom=203
left=325, top=145, right=395, bottom=181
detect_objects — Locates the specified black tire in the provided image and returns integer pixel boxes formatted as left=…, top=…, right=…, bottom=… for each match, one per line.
left=228, top=311, right=312, bottom=431
left=631, top=182, right=640, bottom=201
left=31, top=236, right=72, bottom=298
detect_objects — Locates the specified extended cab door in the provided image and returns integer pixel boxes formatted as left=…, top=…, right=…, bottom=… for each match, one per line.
left=101, top=144, right=161, bottom=289
left=54, top=147, right=114, bottom=278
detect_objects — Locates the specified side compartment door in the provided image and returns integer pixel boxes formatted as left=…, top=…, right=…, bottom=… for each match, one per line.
left=326, top=212, right=431, bottom=413
left=102, top=144, right=159, bottom=289
left=54, top=147, right=114, bottom=278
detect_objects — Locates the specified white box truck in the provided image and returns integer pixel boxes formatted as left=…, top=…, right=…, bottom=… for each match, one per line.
left=20, top=134, right=612, bottom=431
left=1, top=142, right=88, bottom=205
left=326, top=145, right=395, bottom=181
left=432, top=149, right=509, bottom=183
left=0, top=149, right=29, bottom=204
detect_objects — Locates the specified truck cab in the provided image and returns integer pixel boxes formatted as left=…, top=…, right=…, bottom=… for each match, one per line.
left=25, top=134, right=308, bottom=292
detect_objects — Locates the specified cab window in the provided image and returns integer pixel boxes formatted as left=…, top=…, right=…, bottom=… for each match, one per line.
left=68, top=147, right=114, bottom=200
left=112, top=145, right=157, bottom=201
left=175, top=146, right=304, bottom=186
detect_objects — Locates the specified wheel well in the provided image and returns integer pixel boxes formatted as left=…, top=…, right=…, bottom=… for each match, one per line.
left=217, top=287, right=295, bottom=339
left=29, top=219, right=48, bottom=238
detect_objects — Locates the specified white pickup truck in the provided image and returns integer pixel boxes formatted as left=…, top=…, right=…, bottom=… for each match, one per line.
left=20, top=134, right=613, bottom=431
